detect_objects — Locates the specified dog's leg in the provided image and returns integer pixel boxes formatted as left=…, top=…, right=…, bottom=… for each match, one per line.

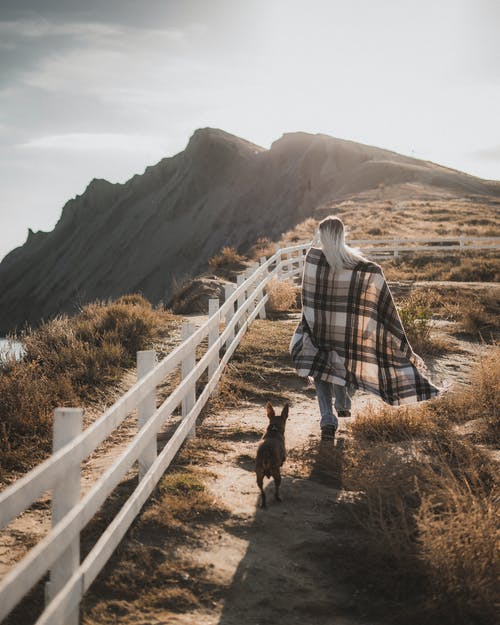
left=273, top=470, right=282, bottom=502
left=256, top=471, right=266, bottom=508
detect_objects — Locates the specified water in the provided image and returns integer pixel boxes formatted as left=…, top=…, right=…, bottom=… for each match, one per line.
left=0, top=337, right=24, bottom=360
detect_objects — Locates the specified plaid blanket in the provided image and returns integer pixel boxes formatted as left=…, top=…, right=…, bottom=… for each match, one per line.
left=290, top=247, right=440, bottom=406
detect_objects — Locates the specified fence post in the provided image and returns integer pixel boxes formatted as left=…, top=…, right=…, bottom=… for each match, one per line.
left=208, top=298, right=219, bottom=380
left=259, top=257, right=267, bottom=319
left=281, top=249, right=288, bottom=277
left=393, top=237, right=399, bottom=260
left=224, top=284, right=236, bottom=350
left=246, top=266, right=256, bottom=316
left=274, top=244, right=281, bottom=279
left=181, top=322, right=196, bottom=438
left=137, top=350, right=157, bottom=481
left=236, top=274, right=245, bottom=329
left=46, top=408, right=82, bottom=625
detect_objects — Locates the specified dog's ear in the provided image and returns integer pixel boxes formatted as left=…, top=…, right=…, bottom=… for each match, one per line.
left=281, top=403, right=289, bottom=421
left=266, top=402, right=275, bottom=419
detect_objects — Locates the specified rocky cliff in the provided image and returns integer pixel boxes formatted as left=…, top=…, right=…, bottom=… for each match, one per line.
left=1, top=127, right=499, bottom=332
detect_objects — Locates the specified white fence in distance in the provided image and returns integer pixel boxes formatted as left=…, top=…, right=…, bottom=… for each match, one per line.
left=0, top=234, right=498, bottom=624
left=350, top=235, right=500, bottom=259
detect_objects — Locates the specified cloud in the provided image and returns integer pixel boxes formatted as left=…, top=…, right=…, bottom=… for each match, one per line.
left=18, top=132, right=167, bottom=152
left=473, top=146, right=500, bottom=161
left=0, top=18, right=121, bottom=38
left=0, top=0, right=188, bottom=29
left=0, top=17, right=186, bottom=42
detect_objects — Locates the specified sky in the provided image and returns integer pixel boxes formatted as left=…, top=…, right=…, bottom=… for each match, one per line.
left=0, top=0, right=499, bottom=261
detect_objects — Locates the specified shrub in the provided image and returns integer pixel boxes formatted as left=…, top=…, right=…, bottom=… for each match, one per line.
left=281, top=217, right=317, bottom=245
left=208, top=246, right=247, bottom=276
left=398, top=295, right=432, bottom=353
left=341, top=350, right=499, bottom=624
left=249, top=237, right=276, bottom=260
left=266, top=277, right=298, bottom=312
left=0, top=295, right=178, bottom=471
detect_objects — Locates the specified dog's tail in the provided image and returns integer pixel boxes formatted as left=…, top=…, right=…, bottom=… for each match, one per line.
left=260, top=446, right=272, bottom=478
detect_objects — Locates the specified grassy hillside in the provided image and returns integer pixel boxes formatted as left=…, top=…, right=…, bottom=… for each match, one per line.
left=0, top=295, right=180, bottom=477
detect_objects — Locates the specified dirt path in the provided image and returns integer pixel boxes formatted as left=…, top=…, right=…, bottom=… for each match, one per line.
left=157, top=393, right=369, bottom=625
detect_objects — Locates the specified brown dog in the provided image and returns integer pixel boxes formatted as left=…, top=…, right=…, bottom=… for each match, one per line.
left=255, top=402, right=289, bottom=508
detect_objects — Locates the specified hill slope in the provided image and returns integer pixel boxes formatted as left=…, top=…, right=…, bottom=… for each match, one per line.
left=1, top=127, right=499, bottom=332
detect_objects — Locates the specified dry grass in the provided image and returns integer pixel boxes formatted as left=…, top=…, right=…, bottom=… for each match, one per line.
left=207, top=319, right=299, bottom=411
left=82, top=465, right=227, bottom=624
left=248, top=236, right=277, bottom=261
left=349, top=404, right=442, bottom=442
left=281, top=196, right=499, bottom=243
left=320, top=430, right=498, bottom=624
left=140, top=469, right=220, bottom=532
left=329, top=349, right=500, bottom=624
left=417, top=487, right=499, bottom=622
left=469, top=349, right=500, bottom=442
left=280, top=217, right=317, bottom=246
left=0, top=295, right=179, bottom=472
left=459, top=300, right=498, bottom=338
left=266, top=277, right=298, bottom=312
left=285, top=342, right=500, bottom=624
left=382, top=252, right=500, bottom=282
left=278, top=197, right=499, bottom=284
left=392, top=285, right=499, bottom=343
left=208, top=246, right=248, bottom=278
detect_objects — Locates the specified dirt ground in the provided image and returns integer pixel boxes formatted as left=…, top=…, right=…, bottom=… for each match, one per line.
left=0, top=293, right=493, bottom=625
left=163, top=395, right=374, bottom=625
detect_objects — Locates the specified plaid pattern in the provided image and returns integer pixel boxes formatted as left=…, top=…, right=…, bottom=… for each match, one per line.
left=290, top=247, right=440, bottom=406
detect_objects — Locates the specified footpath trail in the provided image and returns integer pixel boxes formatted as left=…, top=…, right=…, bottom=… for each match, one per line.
left=160, top=394, right=372, bottom=625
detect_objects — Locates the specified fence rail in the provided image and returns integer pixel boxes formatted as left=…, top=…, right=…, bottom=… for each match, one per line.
left=0, top=234, right=498, bottom=624
left=350, top=235, right=500, bottom=259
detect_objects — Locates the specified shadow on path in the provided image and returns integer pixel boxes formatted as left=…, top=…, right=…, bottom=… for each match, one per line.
left=215, top=432, right=372, bottom=625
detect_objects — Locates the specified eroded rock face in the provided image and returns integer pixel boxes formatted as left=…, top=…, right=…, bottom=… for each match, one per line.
left=1, top=127, right=499, bottom=333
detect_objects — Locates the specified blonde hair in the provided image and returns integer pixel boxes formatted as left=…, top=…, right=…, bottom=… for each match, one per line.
left=318, top=216, right=367, bottom=271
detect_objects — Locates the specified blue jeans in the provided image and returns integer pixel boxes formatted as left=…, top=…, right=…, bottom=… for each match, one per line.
left=314, top=379, right=354, bottom=429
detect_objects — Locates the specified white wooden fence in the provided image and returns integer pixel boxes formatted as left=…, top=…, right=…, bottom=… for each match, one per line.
left=0, top=243, right=308, bottom=625
left=349, top=235, right=500, bottom=259
left=0, top=234, right=498, bottom=624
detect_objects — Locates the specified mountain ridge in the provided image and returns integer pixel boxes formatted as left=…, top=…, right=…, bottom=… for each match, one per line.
left=1, top=127, right=499, bottom=333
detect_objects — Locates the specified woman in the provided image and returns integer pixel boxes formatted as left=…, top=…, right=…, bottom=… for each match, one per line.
left=290, top=216, right=440, bottom=441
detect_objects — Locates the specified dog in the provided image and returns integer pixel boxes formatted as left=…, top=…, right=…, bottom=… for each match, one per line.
left=255, top=402, right=289, bottom=508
